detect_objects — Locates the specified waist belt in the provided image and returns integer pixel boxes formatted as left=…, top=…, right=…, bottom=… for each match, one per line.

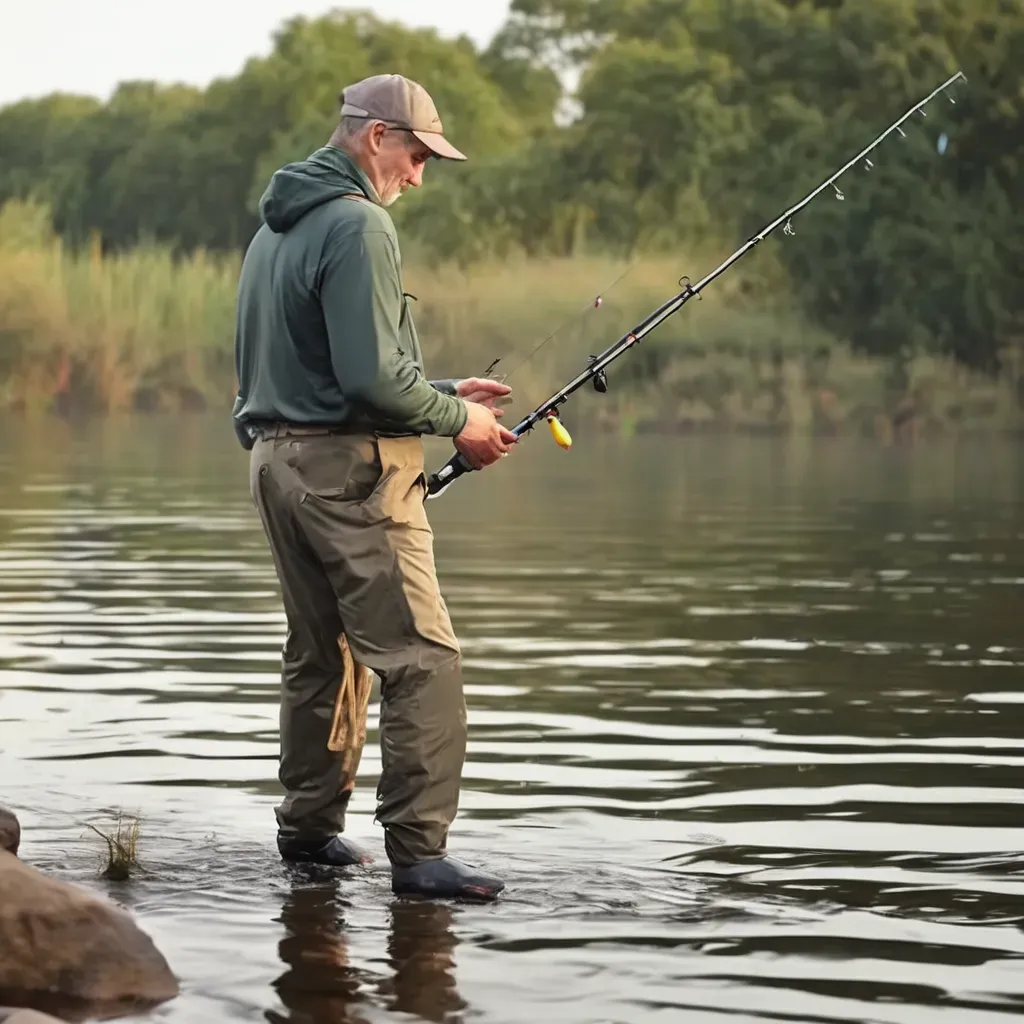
left=250, top=421, right=356, bottom=440
left=250, top=421, right=417, bottom=440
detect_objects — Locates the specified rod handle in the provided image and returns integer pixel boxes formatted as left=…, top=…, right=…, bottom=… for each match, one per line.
left=425, top=450, right=475, bottom=498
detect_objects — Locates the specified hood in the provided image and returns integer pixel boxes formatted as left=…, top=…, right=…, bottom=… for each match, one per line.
left=258, top=146, right=380, bottom=233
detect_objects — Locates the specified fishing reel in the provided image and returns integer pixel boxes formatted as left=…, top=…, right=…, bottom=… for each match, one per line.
left=587, top=355, right=609, bottom=393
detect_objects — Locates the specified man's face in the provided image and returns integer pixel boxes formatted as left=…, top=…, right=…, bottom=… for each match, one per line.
left=374, top=128, right=434, bottom=207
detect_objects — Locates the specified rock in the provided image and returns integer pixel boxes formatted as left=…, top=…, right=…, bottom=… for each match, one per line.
left=0, top=806, right=18, bottom=856
left=0, top=1010, right=68, bottom=1023
left=0, top=851, right=178, bottom=1016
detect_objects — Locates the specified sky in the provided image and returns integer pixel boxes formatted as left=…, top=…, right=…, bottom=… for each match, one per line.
left=0, top=0, right=514, bottom=107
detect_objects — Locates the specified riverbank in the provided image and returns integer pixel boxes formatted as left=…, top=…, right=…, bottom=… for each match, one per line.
left=2, top=199, right=1021, bottom=438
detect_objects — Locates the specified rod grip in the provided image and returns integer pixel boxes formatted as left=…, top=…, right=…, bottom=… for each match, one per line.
left=425, top=450, right=475, bottom=498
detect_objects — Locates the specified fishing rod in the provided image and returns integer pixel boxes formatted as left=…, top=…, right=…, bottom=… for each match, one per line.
left=426, top=70, right=967, bottom=499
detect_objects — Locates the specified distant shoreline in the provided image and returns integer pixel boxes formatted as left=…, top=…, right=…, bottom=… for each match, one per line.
left=2, top=200, right=1020, bottom=440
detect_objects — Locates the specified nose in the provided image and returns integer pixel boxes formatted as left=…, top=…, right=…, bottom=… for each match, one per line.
left=408, top=163, right=425, bottom=188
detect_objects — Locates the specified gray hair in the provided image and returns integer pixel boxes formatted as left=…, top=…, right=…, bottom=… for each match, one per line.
left=334, top=115, right=372, bottom=143
left=330, top=115, right=418, bottom=151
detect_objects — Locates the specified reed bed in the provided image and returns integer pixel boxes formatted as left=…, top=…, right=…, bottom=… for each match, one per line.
left=2, top=199, right=1020, bottom=437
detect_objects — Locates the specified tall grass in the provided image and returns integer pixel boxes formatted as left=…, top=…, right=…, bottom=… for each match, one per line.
left=0, top=200, right=238, bottom=414
left=1, top=198, right=1020, bottom=436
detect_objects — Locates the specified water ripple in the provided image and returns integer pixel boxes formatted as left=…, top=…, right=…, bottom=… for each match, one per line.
left=2, top=422, right=1023, bottom=1023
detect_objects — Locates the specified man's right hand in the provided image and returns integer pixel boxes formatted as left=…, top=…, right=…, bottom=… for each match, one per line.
left=454, top=401, right=517, bottom=470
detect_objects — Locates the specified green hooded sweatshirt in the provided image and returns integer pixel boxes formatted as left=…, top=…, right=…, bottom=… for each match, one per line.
left=231, top=146, right=467, bottom=448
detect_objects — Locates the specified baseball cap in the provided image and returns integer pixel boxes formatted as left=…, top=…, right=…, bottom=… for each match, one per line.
left=340, top=74, right=467, bottom=161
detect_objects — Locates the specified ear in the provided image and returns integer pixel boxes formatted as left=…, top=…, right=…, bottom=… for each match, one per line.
left=367, top=120, right=388, bottom=153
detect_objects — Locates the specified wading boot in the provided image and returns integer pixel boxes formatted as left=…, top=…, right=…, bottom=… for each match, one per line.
left=277, top=831, right=373, bottom=866
left=392, top=856, right=504, bottom=901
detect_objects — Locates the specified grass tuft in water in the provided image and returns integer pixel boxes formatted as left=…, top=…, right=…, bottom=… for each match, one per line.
left=86, top=812, right=142, bottom=881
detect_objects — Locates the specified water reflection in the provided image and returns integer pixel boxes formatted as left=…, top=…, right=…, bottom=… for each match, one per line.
left=380, top=901, right=463, bottom=1022
left=266, top=873, right=464, bottom=1024
left=267, top=874, right=365, bottom=1024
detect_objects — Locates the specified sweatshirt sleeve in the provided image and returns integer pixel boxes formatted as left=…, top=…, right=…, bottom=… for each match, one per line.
left=319, top=226, right=467, bottom=437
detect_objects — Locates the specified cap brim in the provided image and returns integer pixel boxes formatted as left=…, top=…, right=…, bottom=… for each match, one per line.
left=412, top=130, right=467, bottom=161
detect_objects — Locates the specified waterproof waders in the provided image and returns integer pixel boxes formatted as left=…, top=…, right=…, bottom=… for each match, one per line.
left=250, top=427, right=467, bottom=868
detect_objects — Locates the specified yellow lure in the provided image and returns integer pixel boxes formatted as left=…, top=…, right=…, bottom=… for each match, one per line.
left=546, top=413, right=572, bottom=450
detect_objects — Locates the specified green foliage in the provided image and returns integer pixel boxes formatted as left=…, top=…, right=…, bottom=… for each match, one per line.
left=0, top=1, right=1021, bottom=376
left=495, top=0, right=1023, bottom=371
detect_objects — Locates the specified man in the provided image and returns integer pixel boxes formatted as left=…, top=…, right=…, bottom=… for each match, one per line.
left=231, top=74, right=516, bottom=900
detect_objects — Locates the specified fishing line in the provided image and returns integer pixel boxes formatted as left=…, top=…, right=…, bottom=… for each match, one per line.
left=479, top=260, right=639, bottom=383
left=479, top=179, right=745, bottom=385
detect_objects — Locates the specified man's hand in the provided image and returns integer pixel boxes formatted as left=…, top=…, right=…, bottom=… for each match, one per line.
left=455, top=377, right=512, bottom=417
left=454, top=401, right=517, bottom=470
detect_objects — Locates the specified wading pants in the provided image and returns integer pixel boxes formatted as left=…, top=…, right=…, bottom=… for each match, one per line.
left=249, top=428, right=467, bottom=867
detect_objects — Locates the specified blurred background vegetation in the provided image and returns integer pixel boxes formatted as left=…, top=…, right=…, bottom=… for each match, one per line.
left=0, top=0, right=1021, bottom=436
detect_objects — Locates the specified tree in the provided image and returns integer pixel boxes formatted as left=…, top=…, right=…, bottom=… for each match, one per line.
left=497, top=0, right=1022, bottom=369
left=0, top=0, right=1019, bottom=372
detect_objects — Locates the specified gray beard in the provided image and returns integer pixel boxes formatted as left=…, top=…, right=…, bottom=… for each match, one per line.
left=380, top=184, right=403, bottom=207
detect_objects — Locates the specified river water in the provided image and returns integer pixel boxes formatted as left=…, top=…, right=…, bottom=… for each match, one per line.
left=1, top=414, right=1023, bottom=1024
